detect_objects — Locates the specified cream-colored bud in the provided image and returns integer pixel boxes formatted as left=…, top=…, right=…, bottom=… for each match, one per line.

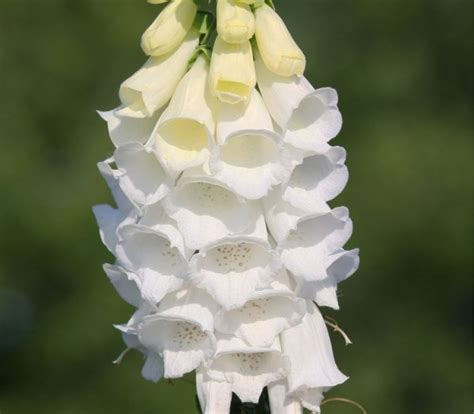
left=119, top=29, right=200, bottom=118
left=209, top=36, right=256, bottom=104
left=147, top=0, right=169, bottom=4
left=141, top=0, right=198, bottom=57
left=235, top=0, right=257, bottom=4
left=255, top=4, right=306, bottom=77
left=217, top=0, right=255, bottom=44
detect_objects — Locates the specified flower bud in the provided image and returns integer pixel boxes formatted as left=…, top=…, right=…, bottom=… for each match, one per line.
left=235, top=0, right=257, bottom=4
left=217, top=0, right=255, bottom=44
left=141, top=0, right=198, bottom=57
left=209, top=36, right=256, bottom=104
left=119, top=29, right=199, bottom=118
left=254, top=4, right=306, bottom=77
left=147, top=0, right=168, bottom=3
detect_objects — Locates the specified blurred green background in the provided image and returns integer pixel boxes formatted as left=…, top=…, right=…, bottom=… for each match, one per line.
left=0, top=0, right=472, bottom=413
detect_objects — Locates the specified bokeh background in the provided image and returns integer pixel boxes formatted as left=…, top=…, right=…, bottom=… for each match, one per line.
left=0, top=0, right=472, bottom=413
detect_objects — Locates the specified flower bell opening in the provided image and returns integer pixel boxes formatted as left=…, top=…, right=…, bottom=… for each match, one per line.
left=94, top=1, right=359, bottom=412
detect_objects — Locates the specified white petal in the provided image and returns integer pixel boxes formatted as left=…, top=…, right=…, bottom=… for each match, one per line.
left=190, top=236, right=280, bottom=309
left=114, top=143, right=173, bottom=206
left=153, top=56, right=215, bottom=173
left=116, top=225, right=187, bottom=303
left=295, top=248, right=360, bottom=310
left=329, top=248, right=360, bottom=284
left=210, top=89, right=292, bottom=200
left=281, top=301, right=347, bottom=396
left=207, top=336, right=290, bottom=403
left=281, top=146, right=349, bottom=212
left=138, top=203, right=192, bottom=259
left=103, top=263, right=141, bottom=307
left=97, top=107, right=160, bottom=148
left=97, top=158, right=137, bottom=213
left=279, top=208, right=353, bottom=281
left=256, top=54, right=342, bottom=153
left=118, top=29, right=199, bottom=117
left=263, top=190, right=330, bottom=243
left=268, top=381, right=303, bottom=414
left=215, top=279, right=305, bottom=347
left=138, top=313, right=216, bottom=378
left=196, top=367, right=233, bottom=414
left=141, top=352, right=165, bottom=382
left=92, top=204, right=125, bottom=253
left=163, top=168, right=257, bottom=249
left=156, top=287, right=220, bottom=333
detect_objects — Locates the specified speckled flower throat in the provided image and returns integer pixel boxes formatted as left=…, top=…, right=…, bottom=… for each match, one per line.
left=94, top=0, right=359, bottom=412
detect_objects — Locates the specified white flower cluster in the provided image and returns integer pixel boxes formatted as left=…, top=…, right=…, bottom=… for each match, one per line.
left=94, top=0, right=359, bottom=412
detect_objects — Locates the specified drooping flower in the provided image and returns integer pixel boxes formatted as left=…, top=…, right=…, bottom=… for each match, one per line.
left=210, top=89, right=292, bottom=199
left=214, top=270, right=306, bottom=347
left=118, top=29, right=199, bottom=118
left=189, top=235, right=281, bottom=309
left=281, top=302, right=348, bottom=411
left=137, top=287, right=219, bottom=378
left=206, top=335, right=290, bottom=403
left=152, top=55, right=215, bottom=173
left=163, top=164, right=261, bottom=250
left=256, top=53, right=342, bottom=154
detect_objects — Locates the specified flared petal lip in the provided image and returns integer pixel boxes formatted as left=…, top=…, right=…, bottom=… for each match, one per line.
left=140, top=312, right=217, bottom=337
left=276, top=206, right=349, bottom=246
left=220, top=128, right=282, bottom=147
left=118, top=223, right=189, bottom=261
left=195, top=234, right=272, bottom=257
left=214, top=335, right=282, bottom=358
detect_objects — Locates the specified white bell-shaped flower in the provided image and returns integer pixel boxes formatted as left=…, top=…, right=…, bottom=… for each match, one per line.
left=281, top=302, right=348, bottom=412
left=196, top=367, right=233, bottom=414
left=189, top=236, right=280, bottom=309
left=137, top=287, right=218, bottom=378
left=217, top=0, right=255, bottom=44
left=141, top=0, right=198, bottom=57
left=97, top=107, right=160, bottom=148
left=116, top=221, right=189, bottom=304
left=163, top=164, right=262, bottom=250
left=114, top=304, right=166, bottom=382
left=264, top=194, right=352, bottom=281
left=113, top=143, right=174, bottom=206
left=296, top=248, right=360, bottom=310
left=214, top=270, right=306, bottom=347
left=206, top=335, right=290, bottom=403
left=210, top=89, right=292, bottom=199
left=254, top=4, right=306, bottom=77
left=118, top=29, right=199, bottom=118
left=153, top=56, right=215, bottom=173
left=209, top=36, right=256, bottom=104
left=256, top=53, right=342, bottom=154
left=281, top=146, right=348, bottom=212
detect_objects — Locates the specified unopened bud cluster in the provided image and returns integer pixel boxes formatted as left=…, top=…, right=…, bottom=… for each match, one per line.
left=94, top=0, right=359, bottom=412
